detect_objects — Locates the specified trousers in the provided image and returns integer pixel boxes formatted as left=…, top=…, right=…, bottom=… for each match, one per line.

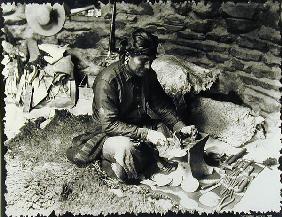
left=101, top=122, right=172, bottom=183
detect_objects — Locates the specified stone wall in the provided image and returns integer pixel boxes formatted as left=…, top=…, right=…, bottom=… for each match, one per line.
left=3, top=1, right=281, bottom=116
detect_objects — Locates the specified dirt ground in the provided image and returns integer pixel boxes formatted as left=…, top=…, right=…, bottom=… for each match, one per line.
left=4, top=110, right=182, bottom=216
left=4, top=103, right=281, bottom=215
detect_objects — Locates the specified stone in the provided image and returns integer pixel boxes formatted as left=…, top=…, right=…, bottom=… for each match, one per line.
left=257, top=1, right=280, bottom=29
left=224, top=58, right=245, bottom=72
left=56, top=31, right=88, bottom=45
left=143, top=25, right=166, bottom=35
left=117, top=14, right=138, bottom=23
left=258, top=25, right=281, bottom=45
left=238, top=71, right=281, bottom=91
left=163, top=24, right=185, bottom=33
left=242, top=88, right=281, bottom=113
left=206, top=52, right=230, bottom=63
left=171, top=1, right=192, bottom=16
left=245, top=85, right=281, bottom=101
left=215, top=70, right=240, bottom=94
left=191, top=1, right=220, bottom=18
left=1, top=3, right=17, bottom=15
left=268, top=44, right=281, bottom=56
left=163, top=15, right=186, bottom=26
left=186, top=57, right=216, bottom=68
left=226, top=18, right=260, bottom=34
left=262, top=52, right=281, bottom=67
left=186, top=19, right=215, bottom=33
left=72, top=31, right=104, bottom=49
left=172, top=39, right=228, bottom=53
left=237, top=36, right=269, bottom=53
left=229, top=47, right=262, bottom=62
left=221, top=2, right=264, bottom=19
left=67, top=48, right=103, bottom=72
left=164, top=44, right=204, bottom=57
left=64, top=21, right=94, bottom=31
left=206, top=26, right=237, bottom=43
left=244, top=62, right=281, bottom=80
left=101, top=2, right=154, bottom=18
left=177, top=31, right=206, bottom=40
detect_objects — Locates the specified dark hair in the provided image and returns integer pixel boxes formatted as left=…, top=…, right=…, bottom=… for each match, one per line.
left=119, top=28, right=159, bottom=61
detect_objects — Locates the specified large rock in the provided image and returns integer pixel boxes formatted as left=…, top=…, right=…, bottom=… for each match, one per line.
left=244, top=85, right=281, bottom=101
left=67, top=48, right=104, bottom=73
left=191, top=1, right=220, bottom=18
left=268, top=44, right=281, bottom=56
left=262, top=52, right=281, bottom=67
left=238, top=71, right=281, bottom=91
left=185, top=56, right=216, bottom=68
left=172, top=39, right=228, bottom=53
left=116, top=14, right=138, bottom=23
left=185, top=19, right=215, bottom=33
left=163, top=15, right=186, bottom=26
left=242, top=88, right=281, bottom=113
left=171, top=1, right=192, bottom=16
left=226, top=18, right=260, bottom=34
left=258, top=25, right=281, bottom=45
left=229, top=47, right=262, bottom=62
left=237, top=36, right=269, bottom=53
left=244, top=62, right=281, bottom=80
left=221, top=2, right=264, bottom=19
left=163, top=24, right=185, bottom=33
left=206, top=52, right=229, bottom=63
left=63, top=17, right=109, bottom=34
left=151, top=55, right=220, bottom=96
left=164, top=45, right=205, bottom=57
left=224, top=58, right=245, bottom=72
left=206, top=26, right=237, bottom=43
left=177, top=30, right=206, bottom=40
left=190, top=97, right=264, bottom=147
left=256, top=1, right=280, bottom=29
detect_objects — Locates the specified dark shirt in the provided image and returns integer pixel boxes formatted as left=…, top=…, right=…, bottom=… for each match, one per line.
left=92, top=61, right=185, bottom=141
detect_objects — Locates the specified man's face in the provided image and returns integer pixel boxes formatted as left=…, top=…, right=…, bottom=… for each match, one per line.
left=128, top=55, right=154, bottom=77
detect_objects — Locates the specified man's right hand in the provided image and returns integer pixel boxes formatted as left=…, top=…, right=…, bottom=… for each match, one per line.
left=146, top=130, right=168, bottom=146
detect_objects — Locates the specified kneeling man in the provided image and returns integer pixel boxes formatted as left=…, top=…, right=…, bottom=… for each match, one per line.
left=67, top=28, right=198, bottom=183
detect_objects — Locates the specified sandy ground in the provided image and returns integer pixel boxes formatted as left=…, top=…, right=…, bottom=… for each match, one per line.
left=3, top=95, right=281, bottom=214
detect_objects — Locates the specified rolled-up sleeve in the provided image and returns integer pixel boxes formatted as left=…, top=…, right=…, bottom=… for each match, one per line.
left=93, top=78, right=148, bottom=140
left=148, top=71, right=186, bottom=132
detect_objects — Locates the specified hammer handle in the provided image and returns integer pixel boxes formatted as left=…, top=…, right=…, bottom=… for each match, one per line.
left=226, top=148, right=247, bottom=165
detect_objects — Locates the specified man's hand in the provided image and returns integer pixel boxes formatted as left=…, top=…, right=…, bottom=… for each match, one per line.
left=146, top=130, right=168, bottom=146
left=180, top=125, right=198, bottom=139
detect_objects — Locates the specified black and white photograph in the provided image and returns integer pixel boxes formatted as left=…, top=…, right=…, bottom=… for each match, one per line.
left=1, top=0, right=281, bottom=216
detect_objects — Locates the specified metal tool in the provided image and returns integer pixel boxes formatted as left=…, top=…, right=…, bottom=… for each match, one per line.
left=234, top=177, right=250, bottom=193
left=200, top=182, right=221, bottom=194
left=224, top=148, right=247, bottom=166
left=217, top=194, right=235, bottom=211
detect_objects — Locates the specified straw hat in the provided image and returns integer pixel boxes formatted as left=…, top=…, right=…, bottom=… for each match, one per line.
left=25, top=3, right=65, bottom=36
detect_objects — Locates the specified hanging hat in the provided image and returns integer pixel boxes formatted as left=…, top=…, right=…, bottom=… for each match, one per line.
left=25, top=3, right=65, bottom=36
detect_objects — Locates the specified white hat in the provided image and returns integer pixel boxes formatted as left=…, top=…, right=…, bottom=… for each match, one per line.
left=25, top=3, right=65, bottom=36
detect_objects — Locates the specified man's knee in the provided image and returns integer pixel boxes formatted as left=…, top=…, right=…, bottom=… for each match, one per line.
left=102, top=136, right=135, bottom=162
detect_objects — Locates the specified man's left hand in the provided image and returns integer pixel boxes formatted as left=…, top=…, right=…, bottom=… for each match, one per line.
left=180, top=125, right=198, bottom=139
